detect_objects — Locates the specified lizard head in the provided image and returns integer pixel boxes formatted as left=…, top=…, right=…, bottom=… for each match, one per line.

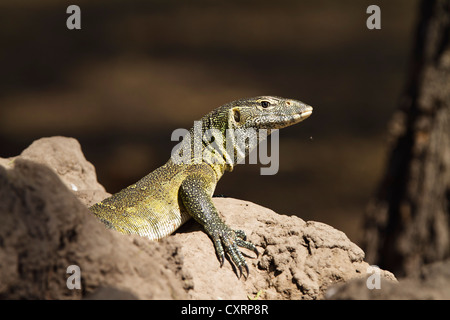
left=192, top=96, right=313, bottom=170
left=227, top=96, right=313, bottom=130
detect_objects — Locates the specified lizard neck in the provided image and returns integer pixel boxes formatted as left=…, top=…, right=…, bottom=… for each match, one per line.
left=169, top=107, right=276, bottom=174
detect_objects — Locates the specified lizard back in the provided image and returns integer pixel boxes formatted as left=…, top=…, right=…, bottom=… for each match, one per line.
left=90, top=161, right=192, bottom=240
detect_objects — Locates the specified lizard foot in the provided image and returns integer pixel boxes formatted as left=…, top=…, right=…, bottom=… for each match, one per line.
left=209, top=226, right=259, bottom=279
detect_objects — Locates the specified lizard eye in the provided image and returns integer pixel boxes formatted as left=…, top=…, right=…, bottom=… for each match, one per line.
left=261, top=101, right=270, bottom=108
left=233, top=109, right=241, bottom=122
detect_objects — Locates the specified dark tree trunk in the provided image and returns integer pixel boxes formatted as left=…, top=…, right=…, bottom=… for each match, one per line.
left=363, top=0, right=450, bottom=277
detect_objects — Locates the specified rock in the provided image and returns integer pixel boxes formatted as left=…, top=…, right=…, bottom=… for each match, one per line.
left=0, top=136, right=110, bottom=207
left=0, top=136, right=396, bottom=299
left=0, top=158, right=191, bottom=299
left=176, top=198, right=395, bottom=299
left=326, top=259, right=450, bottom=300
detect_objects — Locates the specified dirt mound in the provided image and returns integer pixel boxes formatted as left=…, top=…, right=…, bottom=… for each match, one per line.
left=176, top=198, right=396, bottom=299
left=0, top=136, right=396, bottom=299
left=0, top=158, right=191, bottom=299
left=326, top=259, right=450, bottom=300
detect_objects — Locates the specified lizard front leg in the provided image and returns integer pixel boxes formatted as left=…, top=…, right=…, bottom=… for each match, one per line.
left=179, top=173, right=258, bottom=278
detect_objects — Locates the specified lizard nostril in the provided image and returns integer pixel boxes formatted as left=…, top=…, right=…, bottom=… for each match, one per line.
left=286, top=101, right=291, bottom=106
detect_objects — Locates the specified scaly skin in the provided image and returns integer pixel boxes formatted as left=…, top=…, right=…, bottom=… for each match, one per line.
left=90, top=96, right=313, bottom=278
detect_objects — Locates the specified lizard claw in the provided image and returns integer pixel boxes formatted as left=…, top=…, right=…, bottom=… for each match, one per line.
left=243, top=264, right=250, bottom=280
left=212, top=236, right=226, bottom=267
left=237, top=264, right=250, bottom=280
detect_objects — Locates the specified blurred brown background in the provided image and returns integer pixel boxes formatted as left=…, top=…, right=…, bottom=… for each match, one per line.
left=0, top=0, right=419, bottom=245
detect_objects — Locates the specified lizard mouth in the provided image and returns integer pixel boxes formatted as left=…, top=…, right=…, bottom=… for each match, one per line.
left=261, top=105, right=312, bottom=129
left=300, top=107, right=313, bottom=119
left=292, top=105, right=313, bottom=123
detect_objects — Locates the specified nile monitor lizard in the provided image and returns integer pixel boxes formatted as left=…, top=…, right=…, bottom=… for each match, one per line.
left=90, top=96, right=313, bottom=278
